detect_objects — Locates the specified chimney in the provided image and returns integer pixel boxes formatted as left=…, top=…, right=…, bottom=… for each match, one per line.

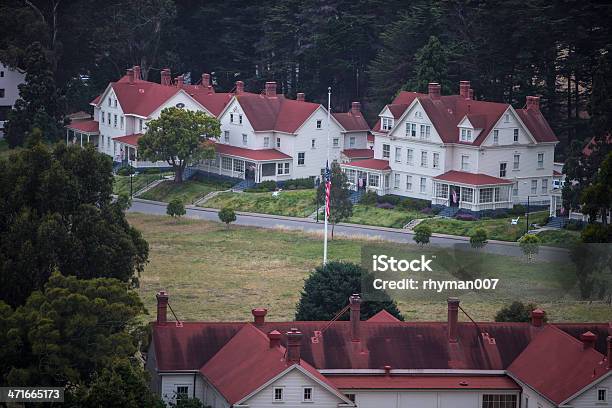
left=351, top=102, right=361, bottom=114
left=580, top=331, right=597, bottom=350
left=296, top=92, right=305, bottom=102
left=526, top=95, right=540, bottom=111
left=268, top=330, right=281, bottom=348
left=459, top=81, right=471, bottom=99
left=531, top=309, right=545, bottom=327
left=468, top=88, right=474, bottom=100
left=607, top=336, right=612, bottom=369
left=428, top=82, right=441, bottom=100
left=349, top=294, right=361, bottom=342
left=156, top=291, right=169, bottom=324
left=286, top=328, right=302, bottom=364
left=126, top=68, right=134, bottom=85
left=202, top=73, right=211, bottom=88
left=265, top=81, right=277, bottom=97
left=235, top=80, right=244, bottom=95
left=176, top=75, right=184, bottom=88
left=384, top=365, right=391, bottom=376
left=133, top=66, right=141, bottom=82
left=161, top=69, right=171, bottom=86
left=447, top=298, right=460, bottom=343
left=252, top=308, right=267, bottom=326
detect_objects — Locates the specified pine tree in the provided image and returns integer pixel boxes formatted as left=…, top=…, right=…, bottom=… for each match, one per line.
left=405, top=36, right=451, bottom=94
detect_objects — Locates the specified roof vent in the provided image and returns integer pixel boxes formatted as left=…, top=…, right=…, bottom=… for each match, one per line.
left=530, top=309, right=545, bottom=327
left=580, top=331, right=597, bottom=350
left=265, top=82, right=277, bottom=97
left=268, top=330, right=281, bottom=348
left=251, top=308, right=267, bottom=326
left=297, top=92, right=305, bottom=102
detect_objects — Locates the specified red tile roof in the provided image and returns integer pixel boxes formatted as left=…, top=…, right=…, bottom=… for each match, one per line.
left=214, top=143, right=292, bottom=161
left=367, top=133, right=375, bottom=143
left=508, top=325, right=611, bottom=404
left=553, top=170, right=562, bottom=176
left=434, top=170, right=513, bottom=186
left=66, top=120, right=99, bottom=133
left=329, top=375, right=520, bottom=390
left=367, top=309, right=401, bottom=323
left=114, top=133, right=143, bottom=147
left=235, top=93, right=320, bottom=133
left=90, top=95, right=101, bottom=105
left=332, top=111, right=370, bottom=132
left=341, top=149, right=374, bottom=160
left=342, top=158, right=391, bottom=171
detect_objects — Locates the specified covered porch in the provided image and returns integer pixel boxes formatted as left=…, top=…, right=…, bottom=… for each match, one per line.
left=432, top=170, right=513, bottom=211
left=340, top=159, right=391, bottom=196
left=114, top=133, right=164, bottom=168
left=65, top=120, right=99, bottom=147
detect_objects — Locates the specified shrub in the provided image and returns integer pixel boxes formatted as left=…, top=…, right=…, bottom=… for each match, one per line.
left=397, top=197, right=430, bottom=211
left=565, top=219, right=584, bottom=231
left=420, top=207, right=433, bottom=215
left=360, top=191, right=378, bottom=205
left=282, top=177, right=314, bottom=190
left=430, top=205, right=443, bottom=215
left=581, top=224, right=612, bottom=243
left=509, top=204, right=526, bottom=216
left=377, top=194, right=401, bottom=206
left=218, top=207, right=236, bottom=228
left=455, top=213, right=478, bottom=221
left=376, top=202, right=395, bottom=209
left=116, top=165, right=136, bottom=176
left=519, top=233, right=541, bottom=261
left=167, top=199, right=186, bottom=218
left=258, top=180, right=278, bottom=191
left=413, top=224, right=432, bottom=245
left=495, top=301, right=542, bottom=322
left=470, top=228, right=488, bottom=249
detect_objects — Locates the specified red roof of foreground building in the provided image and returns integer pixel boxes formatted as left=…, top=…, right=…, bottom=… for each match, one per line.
left=434, top=170, right=513, bottom=186
left=343, top=158, right=391, bottom=171
left=66, top=119, right=99, bottom=133
left=341, top=148, right=374, bottom=160
left=329, top=375, right=520, bottom=390
left=367, top=133, right=375, bottom=143
left=332, top=111, right=370, bottom=132
left=508, top=325, right=611, bottom=405
left=114, top=133, right=143, bottom=147
left=234, top=93, right=320, bottom=133
left=214, top=142, right=292, bottom=161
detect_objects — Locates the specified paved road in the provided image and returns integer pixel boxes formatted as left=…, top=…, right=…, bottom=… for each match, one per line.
left=129, top=198, right=569, bottom=262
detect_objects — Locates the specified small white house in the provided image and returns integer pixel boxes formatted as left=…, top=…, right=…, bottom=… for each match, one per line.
left=0, top=62, right=26, bottom=137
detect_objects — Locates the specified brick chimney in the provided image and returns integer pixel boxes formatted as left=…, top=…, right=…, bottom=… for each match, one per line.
left=286, top=328, right=302, bottom=364
left=161, top=69, right=171, bottom=86
left=580, top=331, right=597, bottom=350
left=202, top=73, right=211, bottom=88
left=531, top=309, right=545, bottom=327
left=176, top=75, right=184, bottom=88
left=447, top=298, right=460, bottom=343
left=126, top=68, right=134, bottom=84
left=468, top=88, right=474, bottom=100
left=268, top=330, right=281, bottom=348
left=459, top=81, right=471, bottom=99
left=351, top=102, right=361, bottom=114
left=296, top=92, right=305, bottom=102
left=265, top=81, right=277, bottom=97
left=156, top=291, right=169, bottom=324
left=349, top=294, right=361, bottom=342
left=133, top=66, right=141, bottom=82
left=526, top=96, right=540, bottom=111
left=235, top=80, right=244, bottom=95
left=252, top=308, right=267, bottom=326
left=428, top=82, right=441, bottom=100
left=607, top=336, right=612, bottom=369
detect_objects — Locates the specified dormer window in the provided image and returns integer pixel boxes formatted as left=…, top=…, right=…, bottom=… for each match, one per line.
left=382, top=117, right=393, bottom=131
left=504, top=114, right=510, bottom=123
left=316, top=120, right=322, bottom=129
left=513, top=129, right=519, bottom=142
left=460, top=128, right=472, bottom=142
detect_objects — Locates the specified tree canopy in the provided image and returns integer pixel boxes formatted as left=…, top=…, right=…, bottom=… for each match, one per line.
left=316, top=162, right=353, bottom=238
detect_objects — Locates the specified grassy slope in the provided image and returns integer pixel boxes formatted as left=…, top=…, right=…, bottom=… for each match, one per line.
left=128, top=212, right=609, bottom=323
left=420, top=211, right=550, bottom=241
left=114, top=174, right=169, bottom=196
left=347, top=205, right=430, bottom=228
left=536, top=229, right=582, bottom=247
left=139, top=178, right=233, bottom=204
left=203, top=190, right=316, bottom=218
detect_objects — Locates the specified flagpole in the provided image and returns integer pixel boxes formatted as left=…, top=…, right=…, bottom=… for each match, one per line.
left=323, top=86, right=331, bottom=265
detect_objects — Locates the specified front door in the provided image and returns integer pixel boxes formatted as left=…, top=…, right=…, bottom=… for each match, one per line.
left=450, top=186, right=461, bottom=207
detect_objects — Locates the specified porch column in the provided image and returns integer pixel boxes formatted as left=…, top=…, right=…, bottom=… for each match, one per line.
left=87, top=134, right=90, bottom=144
left=80, top=133, right=83, bottom=147
left=66, top=128, right=69, bottom=144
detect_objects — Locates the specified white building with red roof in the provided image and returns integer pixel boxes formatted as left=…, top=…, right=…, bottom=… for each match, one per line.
left=147, top=293, right=612, bottom=408
left=341, top=81, right=563, bottom=211
left=0, top=62, right=26, bottom=137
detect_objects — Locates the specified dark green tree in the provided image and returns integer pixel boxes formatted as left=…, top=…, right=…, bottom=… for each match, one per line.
left=316, top=162, right=353, bottom=238
left=295, top=261, right=403, bottom=321
left=405, top=36, right=451, bottom=94
left=469, top=228, right=488, bottom=249
left=218, top=207, right=236, bottom=229
left=413, top=224, right=432, bottom=246
left=494, top=301, right=540, bottom=322
left=167, top=199, right=186, bottom=219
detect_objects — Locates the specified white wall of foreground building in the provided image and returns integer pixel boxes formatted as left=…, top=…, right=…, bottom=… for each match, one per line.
left=351, top=390, right=519, bottom=408
left=0, top=62, right=26, bottom=136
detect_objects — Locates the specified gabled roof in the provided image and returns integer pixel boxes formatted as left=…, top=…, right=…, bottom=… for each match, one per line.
left=434, top=170, right=514, bottom=186
left=342, top=158, right=391, bottom=171
left=332, top=111, right=370, bottom=132
left=89, top=95, right=101, bottom=105
left=114, top=133, right=143, bottom=147
left=234, top=93, right=320, bottom=133
left=66, top=120, right=99, bottom=134
left=367, top=309, right=401, bottom=323
left=508, top=325, right=610, bottom=405
left=341, top=149, right=374, bottom=160
left=214, top=142, right=292, bottom=161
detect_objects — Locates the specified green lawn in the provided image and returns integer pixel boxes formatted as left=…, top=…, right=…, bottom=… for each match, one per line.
left=203, top=189, right=317, bottom=217
left=420, top=211, right=550, bottom=241
left=536, top=229, right=582, bottom=247
left=139, top=177, right=233, bottom=204
left=113, top=173, right=170, bottom=196
left=347, top=204, right=430, bottom=228
left=127, top=213, right=610, bottom=323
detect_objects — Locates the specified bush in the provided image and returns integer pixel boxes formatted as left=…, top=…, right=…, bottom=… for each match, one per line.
left=455, top=213, right=478, bottom=221
left=259, top=180, right=278, bottom=191
left=397, top=197, right=430, bottom=211
left=218, top=207, right=236, bottom=228
left=413, top=224, right=432, bottom=245
left=282, top=177, right=314, bottom=190
left=377, top=194, right=401, bottom=206
left=581, top=224, right=612, bottom=243
left=481, top=209, right=509, bottom=219
left=565, top=219, right=584, bottom=231
left=360, top=191, right=378, bottom=205
left=167, top=199, right=185, bottom=218
left=470, top=228, right=488, bottom=249
left=430, top=205, right=443, bottom=215
left=116, top=165, right=136, bottom=176
left=420, top=207, right=433, bottom=215
left=376, top=202, right=395, bottom=209
left=519, top=233, right=541, bottom=260
left=509, top=204, right=526, bottom=216
left=495, top=301, right=542, bottom=322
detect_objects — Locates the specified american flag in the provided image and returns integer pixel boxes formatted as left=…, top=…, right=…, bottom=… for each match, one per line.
left=324, top=161, right=331, bottom=218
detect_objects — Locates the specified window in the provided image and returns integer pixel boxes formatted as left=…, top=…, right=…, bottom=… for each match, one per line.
left=100, top=111, right=104, bottom=123
left=537, top=152, right=544, bottom=168
left=233, top=159, right=244, bottom=173
left=406, top=175, right=413, bottom=191
left=480, top=188, right=493, bottom=203
left=492, top=129, right=499, bottom=144
left=311, top=139, right=316, bottom=149
left=499, top=162, right=507, bottom=177
left=460, top=128, right=473, bottom=142
left=394, top=173, right=400, bottom=189
left=224, top=131, right=230, bottom=143
left=242, top=133, right=248, bottom=145
left=525, top=396, right=529, bottom=408
left=276, top=137, right=281, bottom=148
left=316, top=119, right=322, bottom=129
left=262, top=163, right=276, bottom=177
left=513, top=129, right=519, bottom=142
left=333, top=138, right=339, bottom=147
left=0, top=89, right=4, bottom=98
left=405, top=122, right=411, bottom=136
left=382, top=117, right=393, bottom=131
left=264, top=136, right=269, bottom=147
left=0, top=71, right=3, bottom=77
left=598, top=388, right=607, bottom=402
left=345, top=394, right=356, bottom=403
left=239, top=114, right=243, bottom=124
left=176, top=386, right=189, bottom=400
left=114, top=114, right=117, bottom=127
left=139, top=119, right=143, bottom=132
left=114, top=99, right=117, bottom=108
left=462, top=187, right=473, bottom=203
left=505, top=114, right=510, bottom=123
left=303, top=387, right=313, bottom=402
left=494, top=187, right=501, bottom=202
left=426, top=126, right=431, bottom=139
left=222, top=157, right=232, bottom=171
left=513, top=154, right=520, bottom=170
left=273, top=387, right=284, bottom=402
left=349, top=136, right=355, bottom=147
left=369, top=174, right=379, bottom=187
left=407, top=149, right=413, bottom=165
left=420, top=125, right=426, bottom=139
left=120, top=116, right=124, bottom=129
left=482, top=394, right=517, bottom=408
left=230, top=113, right=234, bottom=123
left=420, top=151, right=428, bottom=167
left=108, top=97, right=111, bottom=107
left=277, top=162, right=290, bottom=175
left=541, top=178, right=548, bottom=193
left=395, top=147, right=402, bottom=162
left=420, top=177, right=427, bottom=193
left=436, top=183, right=449, bottom=198
left=461, top=155, right=469, bottom=171
left=298, top=152, right=305, bottom=165
left=408, top=123, right=417, bottom=137
left=107, top=114, right=111, bottom=125
left=433, top=152, right=440, bottom=169
left=513, top=182, right=518, bottom=196
left=382, top=144, right=390, bottom=158
left=531, top=179, right=538, bottom=194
